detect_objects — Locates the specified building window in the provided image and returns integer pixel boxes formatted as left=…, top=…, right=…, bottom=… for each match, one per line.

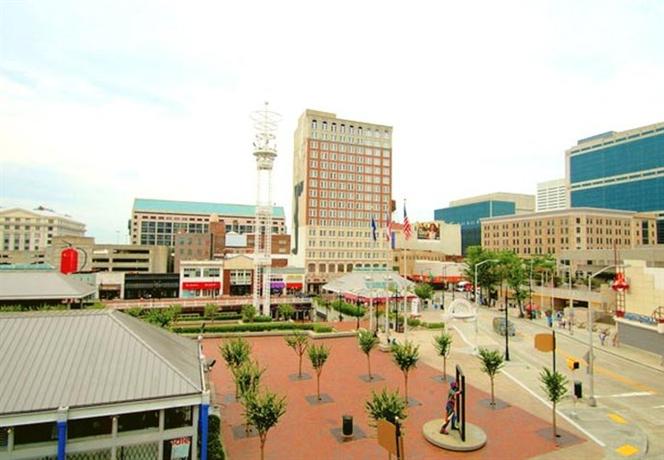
left=164, top=406, right=193, bottom=429
left=69, top=416, right=112, bottom=439
left=118, top=410, right=159, bottom=432
left=14, top=422, right=57, bottom=445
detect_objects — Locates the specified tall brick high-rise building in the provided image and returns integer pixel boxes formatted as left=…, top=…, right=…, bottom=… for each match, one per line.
left=291, top=109, right=393, bottom=292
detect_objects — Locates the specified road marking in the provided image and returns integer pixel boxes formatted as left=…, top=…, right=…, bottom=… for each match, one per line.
left=653, top=404, right=664, bottom=409
left=501, top=369, right=606, bottom=447
left=451, top=325, right=474, bottom=348
left=615, top=444, right=639, bottom=456
left=608, top=413, right=628, bottom=424
left=562, top=352, right=657, bottom=393
left=595, top=391, right=654, bottom=399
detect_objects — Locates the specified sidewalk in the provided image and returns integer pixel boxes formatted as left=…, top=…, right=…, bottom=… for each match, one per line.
left=508, top=310, right=664, bottom=373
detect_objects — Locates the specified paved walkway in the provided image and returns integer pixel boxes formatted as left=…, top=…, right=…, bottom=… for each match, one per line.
left=203, top=330, right=599, bottom=459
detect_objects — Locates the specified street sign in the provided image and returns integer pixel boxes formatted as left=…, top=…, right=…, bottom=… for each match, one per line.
left=377, top=419, right=403, bottom=458
left=534, top=333, right=554, bottom=352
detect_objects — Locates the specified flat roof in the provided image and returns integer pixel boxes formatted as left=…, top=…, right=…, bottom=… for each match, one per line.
left=480, top=207, right=656, bottom=223
left=0, top=310, right=202, bottom=416
left=133, top=198, right=285, bottom=218
left=0, top=271, right=96, bottom=300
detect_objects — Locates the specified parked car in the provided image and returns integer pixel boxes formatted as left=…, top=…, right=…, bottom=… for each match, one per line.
left=492, top=317, right=516, bottom=336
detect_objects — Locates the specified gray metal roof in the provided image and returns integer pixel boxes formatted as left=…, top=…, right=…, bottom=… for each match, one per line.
left=0, top=271, right=96, bottom=300
left=0, top=310, right=202, bottom=416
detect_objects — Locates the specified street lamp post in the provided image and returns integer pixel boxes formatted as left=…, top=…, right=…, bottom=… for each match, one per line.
left=587, top=264, right=619, bottom=407
left=528, top=259, right=535, bottom=319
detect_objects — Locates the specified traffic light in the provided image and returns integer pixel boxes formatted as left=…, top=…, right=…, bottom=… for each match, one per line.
left=567, top=358, right=580, bottom=370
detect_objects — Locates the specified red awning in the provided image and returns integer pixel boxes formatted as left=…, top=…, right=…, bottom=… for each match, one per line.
left=182, top=281, right=221, bottom=290
left=286, top=283, right=303, bottom=289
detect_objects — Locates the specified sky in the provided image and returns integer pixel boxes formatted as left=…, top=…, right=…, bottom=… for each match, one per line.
left=2, top=1, right=664, bottom=243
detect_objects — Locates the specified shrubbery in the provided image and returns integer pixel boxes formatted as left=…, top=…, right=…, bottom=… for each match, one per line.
left=331, top=300, right=366, bottom=318
left=253, top=315, right=273, bottom=323
left=406, top=318, right=421, bottom=327
left=173, top=322, right=317, bottom=334
left=423, top=322, right=445, bottom=329
left=313, top=324, right=333, bottom=333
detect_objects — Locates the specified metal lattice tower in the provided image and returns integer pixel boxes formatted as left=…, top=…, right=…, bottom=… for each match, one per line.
left=251, top=103, right=280, bottom=316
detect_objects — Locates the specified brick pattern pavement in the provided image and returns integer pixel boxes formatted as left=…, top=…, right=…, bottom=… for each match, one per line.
left=203, top=333, right=587, bottom=459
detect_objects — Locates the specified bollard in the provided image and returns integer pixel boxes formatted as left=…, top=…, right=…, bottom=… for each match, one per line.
left=342, top=415, right=353, bottom=438
left=574, top=380, right=583, bottom=399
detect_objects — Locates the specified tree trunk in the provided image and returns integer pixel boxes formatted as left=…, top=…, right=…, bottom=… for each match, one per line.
left=404, top=372, right=409, bottom=400
left=552, top=402, right=557, bottom=441
left=260, top=435, right=266, bottom=460
left=443, top=356, right=447, bottom=379
left=356, top=316, right=360, bottom=330
left=367, top=354, right=372, bottom=379
left=490, top=377, right=495, bottom=407
left=317, top=372, right=321, bottom=400
left=298, top=354, right=302, bottom=378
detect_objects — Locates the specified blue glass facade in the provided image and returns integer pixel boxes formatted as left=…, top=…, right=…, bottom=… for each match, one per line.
left=434, top=201, right=516, bottom=254
left=570, top=129, right=664, bottom=243
left=570, top=132, right=664, bottom=183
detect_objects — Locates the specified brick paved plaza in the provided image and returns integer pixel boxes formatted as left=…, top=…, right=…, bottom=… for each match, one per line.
left=203, top=329, right=591, bottom=459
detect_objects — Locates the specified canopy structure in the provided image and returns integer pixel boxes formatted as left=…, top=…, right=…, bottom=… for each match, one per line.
left=322, top=270, right=416, bottom=302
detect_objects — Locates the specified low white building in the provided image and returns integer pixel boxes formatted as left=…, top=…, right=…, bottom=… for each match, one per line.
left=179, top=260, right=224, bottom=298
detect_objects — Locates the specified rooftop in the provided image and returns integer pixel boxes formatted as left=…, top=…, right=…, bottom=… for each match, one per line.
left=0, top=270, right=96, bottom=300
left=0, top=309, right=202, bottom=416
left=133, top=198, right=285, bottom=218
left=480, top=207, right=657, bottom=223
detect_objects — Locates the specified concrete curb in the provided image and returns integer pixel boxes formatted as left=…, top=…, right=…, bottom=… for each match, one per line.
left=513, top=314, right=664, bottom=373
left=181, top=330, right=358, bottom=340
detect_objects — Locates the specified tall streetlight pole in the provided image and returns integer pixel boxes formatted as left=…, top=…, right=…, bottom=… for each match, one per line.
left=528, top=258, right=535, bottom=319
left=587, top=264, right=619, bottom=407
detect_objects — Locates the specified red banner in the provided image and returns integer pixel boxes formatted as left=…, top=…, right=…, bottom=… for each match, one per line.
left=182, top=282, right=221, bottom=290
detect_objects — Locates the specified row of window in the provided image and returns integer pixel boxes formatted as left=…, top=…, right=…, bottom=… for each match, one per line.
left=309, top=151, right=389, bottom=164
left=309, top=191, right=389, bottom=202
left=306, top=262, right=388, bottom=273
left=309, top=183, right=389, bottom=195
left=308, top=219, right=388, bottom=227
left=310, top=159, right=389, bottom=174
left=308, top=209, right=389, bottom=219
left=182, top=267, right=221, bottom=277
left=309, top=240, right=378, bottom=248
left=309, top=142, right=391, bottom=157
left=307, top=229, right=375, bottom=237
left=311, top=120, right=390, bottom=137
left=309, top=200, right=386, bottom=212
left=310, top=131, right=390, bottom=147
left=309, top=178, right=389, bottom=190
left=0, top=407, right=191, bottom=446
left=305, top=250, right=388, bottom=259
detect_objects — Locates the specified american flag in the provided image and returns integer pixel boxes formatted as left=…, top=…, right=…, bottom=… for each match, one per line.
left=403, top=202, right=413, bottom=240
left=384, top=210, right=392, bottom=242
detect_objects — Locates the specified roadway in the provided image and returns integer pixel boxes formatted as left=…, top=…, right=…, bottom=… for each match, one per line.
left=445, top=296, right=664, bottom=459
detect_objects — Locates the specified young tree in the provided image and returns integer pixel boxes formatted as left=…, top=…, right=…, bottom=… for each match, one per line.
left=244, top=389, right=287, bottom=460
left=284, top=332, right=309, bottom=378
left=204, top=303, right=218, bottom=320
left=365, top=387, right=407, bottom=426
left=433, top=329, right=453, bottom=379
left=242, top=304, right=257, bottom=323
left=358, top=329, right=379, bottom=380
left=307, top=343, right=330, bottom=400
left=278, top=303, right=296, bottom=321
left=540, top=367, right=568, bottom=441
left=464, top=246, right=500, bottom=303
left=219, top=338, right=252, bottom=398
left=391, top=340, right=420, bottom=400
left=414, top=282, right=434, bottom=307
left=477, top=347, right=505, bottom=407
left=235, top=360, right=265, bottom=433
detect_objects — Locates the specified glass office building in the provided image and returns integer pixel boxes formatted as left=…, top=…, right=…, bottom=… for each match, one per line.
left=568, top=122, right=664, bottom=243
left=434, top=200, right=516, bottom=254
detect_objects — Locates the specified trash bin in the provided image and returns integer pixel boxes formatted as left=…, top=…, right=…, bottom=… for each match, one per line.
left=574, top=380, right=583, bottom=399
left=342, top=415, right=353, bottom=438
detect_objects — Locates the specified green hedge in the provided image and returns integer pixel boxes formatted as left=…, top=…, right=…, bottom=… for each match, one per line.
left=313, top=324, right=333, bottom=333
left=331, top=300, right=366, bottom=318
left=407, top=318, right=421, bottom=327
left=173, top=322, right=317, bottom=334
left=253, top=315, right=273, bottom=323
left=423, top=322, right=445, bottom=329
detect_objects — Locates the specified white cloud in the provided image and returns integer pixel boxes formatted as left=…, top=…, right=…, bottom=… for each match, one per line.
left=2, top=0, right=664, bottom=241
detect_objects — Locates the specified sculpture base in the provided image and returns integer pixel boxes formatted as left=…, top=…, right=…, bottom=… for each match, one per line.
left=422, top=419, right=487, bottom=452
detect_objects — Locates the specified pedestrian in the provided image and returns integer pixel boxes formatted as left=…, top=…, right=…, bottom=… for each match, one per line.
left=612, top=330, right=619, bottom=347
left=599, top=328, right=608, bottom=346
left=440, top=380, right=461, bottom=434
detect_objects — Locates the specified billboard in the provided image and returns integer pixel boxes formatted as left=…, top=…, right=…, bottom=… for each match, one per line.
left=416, top=222, right=440, bottom=240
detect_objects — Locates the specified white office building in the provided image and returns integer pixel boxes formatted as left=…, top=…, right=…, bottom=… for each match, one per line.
left=536, top=178, right=569, bottom=212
